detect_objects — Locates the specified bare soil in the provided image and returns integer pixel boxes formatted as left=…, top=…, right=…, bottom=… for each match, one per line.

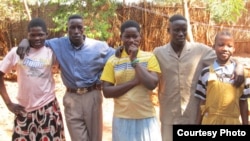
left=0, top=74, right=116, bottom=141
left=0, top=54, right=249, bottom=141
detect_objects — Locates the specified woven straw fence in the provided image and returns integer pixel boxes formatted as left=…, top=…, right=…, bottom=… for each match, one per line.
left=111, top=3, right=250, bottom=55
left=1, top=2, right=250, bottom=56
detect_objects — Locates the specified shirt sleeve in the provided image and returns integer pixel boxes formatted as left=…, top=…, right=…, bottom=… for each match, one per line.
left=147, top=54, right=161, bottom=73
left=240, top=77, right=250, bottom=100
left=99, top=42, right=115, bottom=63
left=200, top=43, right=216, bottom=67
left=100, top=56, right=115, bottom=84
left=0, top=47, right=18, bottom=74
left=194, top=68, right=209, bottom=100
left=246, top=69, right=250, bottom=78
left=45, top=38, right=61, bottom=49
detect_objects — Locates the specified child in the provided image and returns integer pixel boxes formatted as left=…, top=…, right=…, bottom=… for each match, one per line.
left=195, top=30, right=250, bottom=125
left=100, top=20, right=162, bottom=141
left=0, top=18, right=65, bottom=140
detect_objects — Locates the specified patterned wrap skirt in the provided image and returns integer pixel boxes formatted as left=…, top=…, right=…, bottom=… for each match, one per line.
left=12, top=98, right=65, bottom=141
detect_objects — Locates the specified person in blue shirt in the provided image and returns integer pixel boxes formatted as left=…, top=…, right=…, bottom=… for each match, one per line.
left=17, top=14, right=115, bottom=141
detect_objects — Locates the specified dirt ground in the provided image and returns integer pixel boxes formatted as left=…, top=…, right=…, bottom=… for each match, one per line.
left=0, top=73, right=159, bottom=141
left=0, top=74, right=115, bottom=141
left=0, top=55, right=249, bottom=141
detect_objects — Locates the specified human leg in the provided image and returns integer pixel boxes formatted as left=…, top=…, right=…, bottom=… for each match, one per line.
left=63, top=90, right=103, bottom=141
left=84, top=90, right=103, bottom=141
left=161, top=124, right=172, bottom=141
left=63, top=92, right=89, bottom=141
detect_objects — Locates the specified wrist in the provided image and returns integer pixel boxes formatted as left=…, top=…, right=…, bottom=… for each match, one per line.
left=5, top=102, right=11, bottom=106
left=5, top=102, right=11, bottom=107
left=131, top=58, right=139, bottom=68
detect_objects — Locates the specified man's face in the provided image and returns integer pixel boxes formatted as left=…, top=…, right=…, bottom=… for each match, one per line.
left=28, top=26, right=47, bottom=49
left=67, top=18, right=84, bottom=46
left=168, top=20, right=187, bottom=46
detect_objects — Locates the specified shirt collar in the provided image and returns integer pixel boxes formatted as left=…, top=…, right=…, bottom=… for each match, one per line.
left=70, top=35, right=86, bottom=50
left=213, top=60, right=236, bottom=73
left=121, top=48, right=141, bottom=58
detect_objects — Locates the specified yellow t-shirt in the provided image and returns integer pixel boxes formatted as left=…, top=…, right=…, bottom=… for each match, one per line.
left=246, top=68, right=250, bottom=78
left=245, top=68, right=250, bottom=111
left=101, top=49, right=161, bottom=119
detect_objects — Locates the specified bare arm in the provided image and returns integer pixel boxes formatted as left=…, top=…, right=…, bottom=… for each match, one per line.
left=240, top=99, right=248, bottom=125
left=196, top=99, right=206, bottom=124
left=133, top=61, right=159, bottom=90
left=102, top=76, right=139, bottom=98
left=103, top=43, right=159, bottom=97
left=129, top=44, right=159, bottom=90
left=102, top=62, right=159, bottom=98
left=0, top=72, right=11, bottom=106
left=0, top=71, right=25, bottom=114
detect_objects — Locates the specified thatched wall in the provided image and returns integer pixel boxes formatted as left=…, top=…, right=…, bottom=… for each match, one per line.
left=1, top=2, right=250, bottom=56
left=111, top=3, right=250, bottom=55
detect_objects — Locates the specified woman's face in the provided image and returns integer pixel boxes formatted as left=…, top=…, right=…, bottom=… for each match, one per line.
left=121, top=27, right=141, bottom=52
left=28, top=26, right=47, bottom=49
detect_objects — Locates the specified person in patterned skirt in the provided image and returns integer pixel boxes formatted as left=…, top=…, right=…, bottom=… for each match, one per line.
left=0, top=18, right=65, bottom=141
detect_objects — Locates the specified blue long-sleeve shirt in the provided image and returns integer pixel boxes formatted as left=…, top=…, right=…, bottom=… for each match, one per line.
left=46, top=37, right=115, bottom=88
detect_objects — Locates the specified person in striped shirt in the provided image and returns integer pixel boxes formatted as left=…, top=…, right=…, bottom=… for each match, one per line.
left=195, top=30, right=250, bottom=125
left=101, top=20, right=162, bottom=141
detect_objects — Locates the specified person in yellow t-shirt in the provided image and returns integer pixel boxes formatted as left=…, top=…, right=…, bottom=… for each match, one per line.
left=246, top=68, right=250, bottom=78
left=100, top=20, right=162, bottom=141
left=195, top=30, right=250, bottom=125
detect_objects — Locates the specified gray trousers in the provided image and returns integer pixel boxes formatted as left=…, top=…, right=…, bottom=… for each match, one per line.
left=63, top=90, right=103, bottom=141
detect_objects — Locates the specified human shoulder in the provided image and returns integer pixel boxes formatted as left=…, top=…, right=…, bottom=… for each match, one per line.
left=85, top=37, right=110, bottom=48
left=200, top=65, right=210, bottom=77
left=153, top=43, right=170, bottom=54
left=46, top=36, right=69, bottom=44
left=139, top=50, right=154, bottom=56
left=5, top=46, right=18, bottom=56
left=188, top=42, right=211, bottom=49
left=106, top=54, right=120, bottom=64
left=1, top=47, right=19, bottom=63
left=41, top=45, right=54, bottom=52
left=47, top=36, right=68, bottom=41
left=86, top=37, right=107, bottom=44
left=107, top=54, right=116, bottom=60
left=10, top=46, right=18, bottom=52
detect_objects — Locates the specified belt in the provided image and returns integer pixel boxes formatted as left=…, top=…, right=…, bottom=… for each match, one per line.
left=66, top=84, right=101, bottom=95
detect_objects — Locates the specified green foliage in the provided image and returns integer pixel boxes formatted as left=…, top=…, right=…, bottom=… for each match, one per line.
left=203, top=0, right=247, bottom=24
left=152, top=0, right=247, bottom=24
left=48, top=0, right=117, bottom=41
left=0, top=0, right=28, bottom=22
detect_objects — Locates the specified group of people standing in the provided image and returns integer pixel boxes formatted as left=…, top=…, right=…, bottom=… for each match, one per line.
left=0, top=13, right=249, bottom=141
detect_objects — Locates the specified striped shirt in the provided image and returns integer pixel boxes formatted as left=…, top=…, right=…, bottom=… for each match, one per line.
left=101, top=49, right=161, bottom=118
left=195, top=61, right=250, bottom=100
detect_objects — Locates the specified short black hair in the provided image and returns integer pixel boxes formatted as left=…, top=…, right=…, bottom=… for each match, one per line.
left=120, top=20, right=140, bottom=34
left=169, top=14, right=187, bottom=23
left=27, top=18, right=47, bottom=32
left=214, top=30, right=233, bottom=43
left=68, top=14, right=83, bottom=22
